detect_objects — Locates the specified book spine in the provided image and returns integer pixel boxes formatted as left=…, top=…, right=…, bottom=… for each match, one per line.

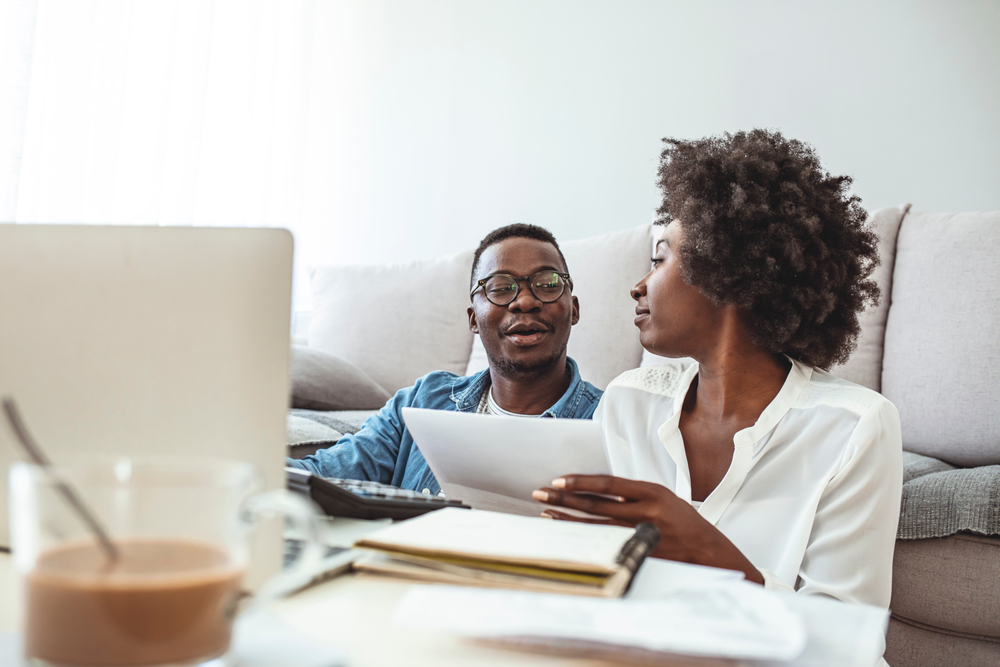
left=615, top=522, right=660, bottom=574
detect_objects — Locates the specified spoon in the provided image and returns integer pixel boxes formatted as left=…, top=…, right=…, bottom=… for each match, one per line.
left=2, top=398, right=119, bottom=564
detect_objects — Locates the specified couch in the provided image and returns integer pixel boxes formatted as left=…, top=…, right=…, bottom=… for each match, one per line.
left=288, top=206, right=1000, bottom=666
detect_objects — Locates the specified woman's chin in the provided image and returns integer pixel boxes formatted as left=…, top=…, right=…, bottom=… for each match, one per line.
left=639, top=335, right=686, bottom=361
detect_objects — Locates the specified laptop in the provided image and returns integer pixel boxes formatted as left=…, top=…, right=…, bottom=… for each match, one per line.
left=0, top=224, right=293, bottom=580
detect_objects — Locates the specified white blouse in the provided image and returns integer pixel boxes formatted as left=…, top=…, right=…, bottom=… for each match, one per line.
left=596, top=358, right=903, bottom=608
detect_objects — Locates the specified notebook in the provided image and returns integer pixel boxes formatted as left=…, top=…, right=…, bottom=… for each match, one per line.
left=353, top=507, right=659, bottom=597
left=0, top=224, right=293, bottom=580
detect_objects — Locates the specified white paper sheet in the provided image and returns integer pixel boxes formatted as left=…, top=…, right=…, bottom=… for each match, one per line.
left=392, top=559, right=890, bottom=667
left=392, top=582, right=807, bottom=662
left=625, top=556, right=746, bottom=598
left=401, top=408, right=610, bottom=515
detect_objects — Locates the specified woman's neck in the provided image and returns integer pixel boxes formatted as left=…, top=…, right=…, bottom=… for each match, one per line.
left=686, top=312, right=791, bottom=425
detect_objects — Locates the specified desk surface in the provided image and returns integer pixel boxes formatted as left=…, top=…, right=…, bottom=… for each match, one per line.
left=0, top=519, right=713, bottom=667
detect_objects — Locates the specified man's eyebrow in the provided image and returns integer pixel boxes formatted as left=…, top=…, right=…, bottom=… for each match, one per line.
left=485, top=265, right=563, bottom=277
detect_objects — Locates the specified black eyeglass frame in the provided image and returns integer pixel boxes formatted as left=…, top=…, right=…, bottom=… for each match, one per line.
left=470, top=271, right=573, bottom=306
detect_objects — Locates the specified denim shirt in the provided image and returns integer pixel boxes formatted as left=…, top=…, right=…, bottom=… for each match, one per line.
left=287, top=357, right=602, bottom=495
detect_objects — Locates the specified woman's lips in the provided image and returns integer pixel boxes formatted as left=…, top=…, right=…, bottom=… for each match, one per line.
left=634, top=308, right=649, bottom=328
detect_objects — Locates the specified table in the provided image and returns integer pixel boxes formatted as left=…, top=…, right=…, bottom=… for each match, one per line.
left=3, top=515, right=884, bottom=667
left=274, top=517, right=716, bottom=666
left=0, top=519, right=715, bottom=667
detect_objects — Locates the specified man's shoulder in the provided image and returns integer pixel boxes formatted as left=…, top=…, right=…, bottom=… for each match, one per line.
left=396, top=369, right=484, bottom=409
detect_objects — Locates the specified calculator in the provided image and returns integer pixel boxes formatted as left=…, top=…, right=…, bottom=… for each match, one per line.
left=286, top=467, right=470, bottom=521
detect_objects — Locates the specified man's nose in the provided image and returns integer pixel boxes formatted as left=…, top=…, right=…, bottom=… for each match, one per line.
left=509, top=279, right=543, bottom=311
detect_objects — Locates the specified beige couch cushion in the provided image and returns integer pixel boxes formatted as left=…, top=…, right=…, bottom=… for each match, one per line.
left=562, top=224, right=651, bottom=389
left=308, top=250, right=475, bottom=394
left=886, top=616, right=1000, bottom=667
left=467, top=224, right=652, bottom=390
left=882, top=211, right=1000, bottom=466
left=829, top=204, right=909, bottom=391
left=890, top=533, right=1000, bottom=641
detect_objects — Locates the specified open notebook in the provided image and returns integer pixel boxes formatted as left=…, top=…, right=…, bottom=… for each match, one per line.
left=353, top=508, right=659, bottom=597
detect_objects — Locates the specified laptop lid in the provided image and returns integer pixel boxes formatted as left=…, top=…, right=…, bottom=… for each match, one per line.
left=0, top=225, right=292, bottom=575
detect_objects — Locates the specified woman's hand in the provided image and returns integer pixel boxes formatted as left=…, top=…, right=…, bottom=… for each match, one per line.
left=533, top=474, right=764, bottom=585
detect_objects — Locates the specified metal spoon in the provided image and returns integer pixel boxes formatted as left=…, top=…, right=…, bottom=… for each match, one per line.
left=2, top=397, right=119, bottom=564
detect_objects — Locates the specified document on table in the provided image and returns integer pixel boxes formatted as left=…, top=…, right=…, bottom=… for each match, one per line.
left=401, top=407, right=610, bottom=515
left=392, top=581, right=807, bottom=662
left=391, top=557, right=890, bottom=666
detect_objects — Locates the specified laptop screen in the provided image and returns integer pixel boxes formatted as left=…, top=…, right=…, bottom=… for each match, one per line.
left=0, top=224, right=293, bottom=578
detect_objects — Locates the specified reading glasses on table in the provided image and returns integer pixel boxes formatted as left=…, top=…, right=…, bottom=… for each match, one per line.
left=470, top=271, right=572, bottom=306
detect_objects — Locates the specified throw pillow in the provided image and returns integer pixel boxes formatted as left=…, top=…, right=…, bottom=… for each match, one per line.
left=828, top=204, right=909, bottom=392
left=290, top=345, right=392, bottom=411
left=308, top=250, right=475, bottom=394
left=559, top=224, right=652, bottom=389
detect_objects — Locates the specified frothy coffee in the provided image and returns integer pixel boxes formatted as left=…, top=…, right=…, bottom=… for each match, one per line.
left=25, top=537, right=244, bottom=666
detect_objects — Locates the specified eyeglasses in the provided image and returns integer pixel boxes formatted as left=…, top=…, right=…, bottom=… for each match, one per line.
left=470, top=271, right=572, bottom=306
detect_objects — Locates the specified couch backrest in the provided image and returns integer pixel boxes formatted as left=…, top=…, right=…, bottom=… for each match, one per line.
left=881, top=211, right=1000, bottom=467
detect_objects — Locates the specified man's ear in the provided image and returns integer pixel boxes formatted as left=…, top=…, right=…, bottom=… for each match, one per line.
left=468, top=306, right=479, bottom=334
left=571, top=295, right=580, bottom=326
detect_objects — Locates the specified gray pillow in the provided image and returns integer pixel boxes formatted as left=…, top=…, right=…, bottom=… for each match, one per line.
left=290, top=345, right=392, bottom=411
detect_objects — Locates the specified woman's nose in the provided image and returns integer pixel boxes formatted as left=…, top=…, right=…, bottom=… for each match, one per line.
left=630, top=284, right=644, bottom=301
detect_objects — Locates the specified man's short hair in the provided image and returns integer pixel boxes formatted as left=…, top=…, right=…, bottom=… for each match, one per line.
left=470, top=224, right=569, bottom=290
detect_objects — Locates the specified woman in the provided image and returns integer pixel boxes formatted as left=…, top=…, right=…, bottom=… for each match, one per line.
left=534, top=129, right=902, bottom=607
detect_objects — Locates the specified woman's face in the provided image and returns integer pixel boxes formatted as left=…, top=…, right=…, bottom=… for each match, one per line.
left=632, top=221, right=723, bottom=358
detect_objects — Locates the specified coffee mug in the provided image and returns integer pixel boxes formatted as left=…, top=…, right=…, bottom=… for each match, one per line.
left=9, top=456, right=325, bottom=667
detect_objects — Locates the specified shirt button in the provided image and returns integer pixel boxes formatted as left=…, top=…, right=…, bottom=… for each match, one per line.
left=422, top=488, right=431, bottom=495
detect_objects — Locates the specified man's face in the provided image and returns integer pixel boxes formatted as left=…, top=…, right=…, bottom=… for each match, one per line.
left=468, top=237, right=580, bottom=379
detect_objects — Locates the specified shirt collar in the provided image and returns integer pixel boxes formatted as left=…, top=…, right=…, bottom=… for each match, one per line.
left=666, top=355, right=813, bottom=449
left=451, top=356, right=587, bottom=418
left=658, top=356, right=813, bottom=520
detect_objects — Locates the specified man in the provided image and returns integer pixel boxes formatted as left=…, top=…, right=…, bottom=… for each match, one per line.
left=288, top=224, right=602, bottom=494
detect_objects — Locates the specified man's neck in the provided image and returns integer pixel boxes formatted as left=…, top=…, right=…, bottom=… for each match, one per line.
left=488, top=358, right=571, bottom=416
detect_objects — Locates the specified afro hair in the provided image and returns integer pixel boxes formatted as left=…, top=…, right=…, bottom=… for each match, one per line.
left=655, top=128, right=880, bottom=369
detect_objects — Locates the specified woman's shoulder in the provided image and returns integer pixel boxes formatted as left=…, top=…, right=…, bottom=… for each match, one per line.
left=605, top=361, right=695, bottom=398
left=796, top=364, right=897, bottom=419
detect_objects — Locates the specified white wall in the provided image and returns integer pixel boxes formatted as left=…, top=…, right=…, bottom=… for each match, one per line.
left=9, top=1, right=999, bottom=310
left=300, top=0, right=998, bottom=295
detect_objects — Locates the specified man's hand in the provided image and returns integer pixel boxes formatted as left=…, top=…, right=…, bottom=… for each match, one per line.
left=533, top=474, right=764, bottom=585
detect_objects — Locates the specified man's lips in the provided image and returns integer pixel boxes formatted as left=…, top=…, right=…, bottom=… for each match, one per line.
left=501, top=321, right=551, bottom=346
